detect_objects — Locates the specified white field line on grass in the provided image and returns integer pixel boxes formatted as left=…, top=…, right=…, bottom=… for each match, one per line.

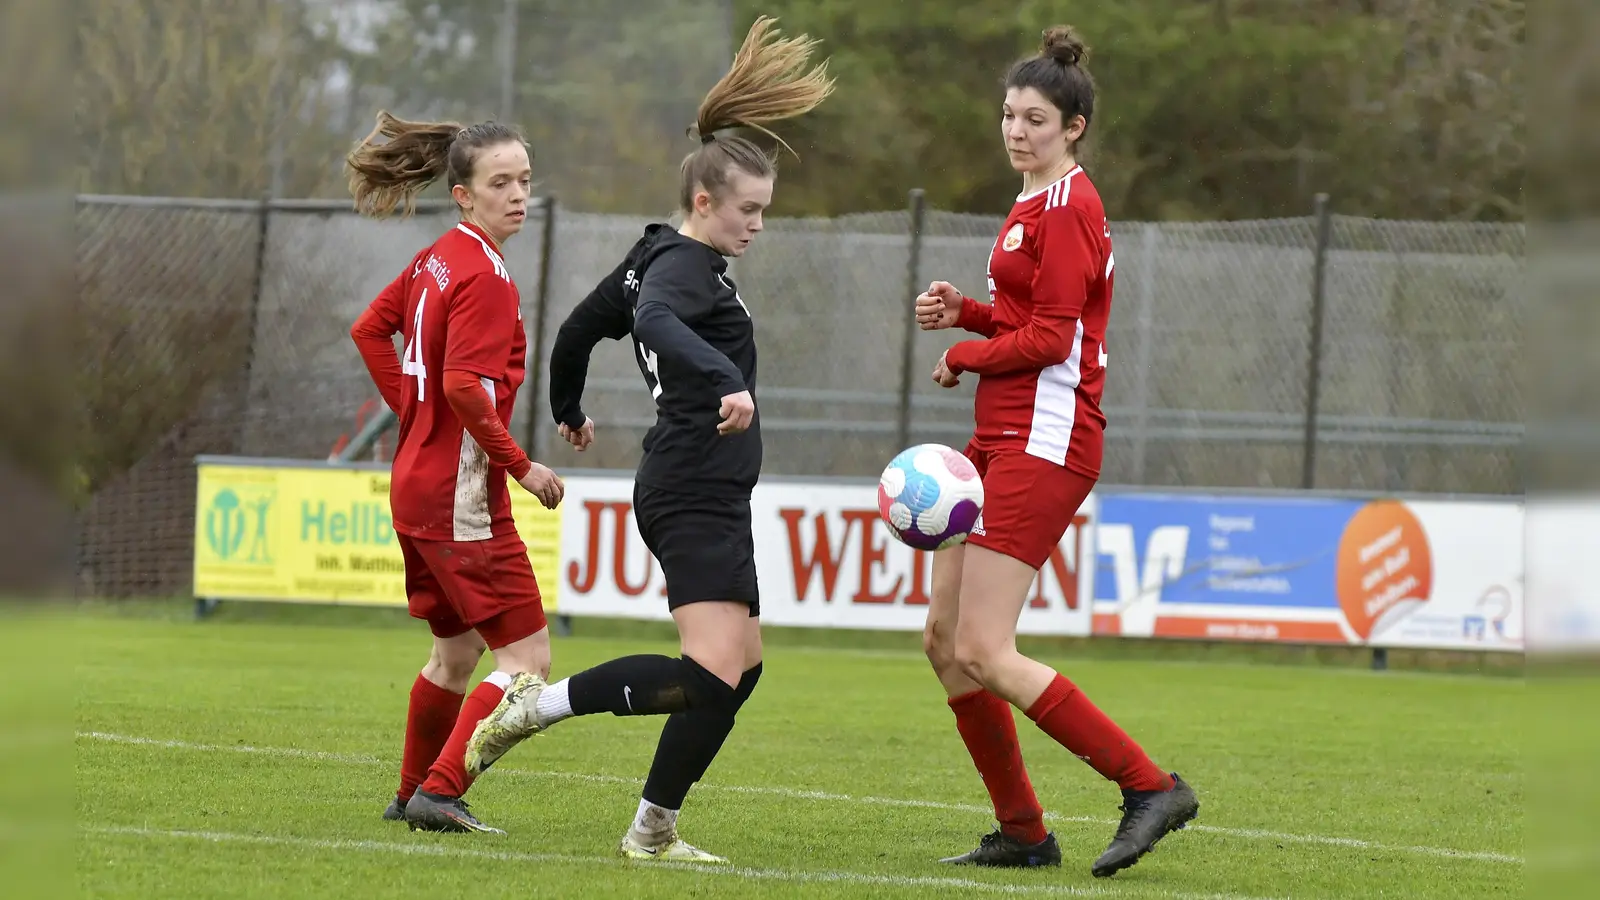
left=86, top=824, right=1280, bottom=900
left=77, top=731, right=1521, bottom=866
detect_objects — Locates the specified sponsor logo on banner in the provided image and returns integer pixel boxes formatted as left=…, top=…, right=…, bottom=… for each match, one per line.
left=557, top=477, right=1095, bottom=636
left=192, top=459, right=562, bottom=609
left=1333, top=500, right=1434, bottom=641
left=193, top=457, right=1525, bottom=651
left=204, top=482, right=277, bottom=566
left=1092, top=493, right=1522, bottom=650
left=1361, top=500, right=1522, bottom=651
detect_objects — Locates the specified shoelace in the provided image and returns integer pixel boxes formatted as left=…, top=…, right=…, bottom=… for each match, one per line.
left=1113, top=795, right=1153, bottom=841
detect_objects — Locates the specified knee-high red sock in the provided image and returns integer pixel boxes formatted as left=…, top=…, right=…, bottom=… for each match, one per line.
left=949, top=689, right=1048, bottom=844
left=397, top=675, right=465, bottom=802
left=1024, top=673, right=1172, bottom=793
left=419, top=678, right=506, bottom=799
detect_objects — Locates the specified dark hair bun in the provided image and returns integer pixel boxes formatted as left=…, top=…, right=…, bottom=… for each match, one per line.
left=1040, top=25, right=1088, bottom=67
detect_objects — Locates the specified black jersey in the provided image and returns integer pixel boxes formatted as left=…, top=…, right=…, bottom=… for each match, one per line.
left=549, top=224, right=761, bottom=498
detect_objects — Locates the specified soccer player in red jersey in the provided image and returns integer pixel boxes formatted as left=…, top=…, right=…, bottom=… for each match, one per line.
left=345, top=113, right=565, bottom=835
left=914, top=27, right=1199, bottom=877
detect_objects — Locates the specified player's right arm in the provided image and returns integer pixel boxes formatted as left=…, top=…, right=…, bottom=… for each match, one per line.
left=631, top=247, right=746, bottom=397
left=440, top=273, right=563, bottom=508
left=632, top=247, right=754, bottom=435
left=943, top=205, right=1096, bottom=378
left=548, top=258, right=633, bottom=434
left=914, top=281, right=997, bottom=337
left=349, top=259, right=414, bottom=412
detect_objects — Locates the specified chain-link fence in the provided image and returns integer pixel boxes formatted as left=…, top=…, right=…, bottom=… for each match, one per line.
left=73, top=193, right=1524, bottom=597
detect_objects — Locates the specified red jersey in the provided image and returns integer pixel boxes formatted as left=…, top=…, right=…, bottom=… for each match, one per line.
left=944, top=166, right=1113, bottom=479
left=362, top=222, right=527, bottom=541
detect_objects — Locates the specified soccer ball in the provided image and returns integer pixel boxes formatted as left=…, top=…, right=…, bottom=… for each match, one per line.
left=877, top=443, right=984, bottom=551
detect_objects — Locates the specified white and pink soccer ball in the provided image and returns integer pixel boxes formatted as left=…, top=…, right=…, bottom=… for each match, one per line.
left=877, top=443, right=985, bottom=551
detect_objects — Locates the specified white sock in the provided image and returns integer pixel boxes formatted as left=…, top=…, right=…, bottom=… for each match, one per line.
left=632, top=798, right=678, bottom=840
left=484, top=670, right=513, bottom=690
left=534, top=677, right=573, bottom=724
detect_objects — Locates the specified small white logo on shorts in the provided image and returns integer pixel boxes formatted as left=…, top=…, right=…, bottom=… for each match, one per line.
left=971, top=514, right=986, bottom=537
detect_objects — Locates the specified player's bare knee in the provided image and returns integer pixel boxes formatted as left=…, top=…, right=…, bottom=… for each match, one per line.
left=923, top=617, right=958, bottom=673
left=952, top=632, right=1003, bottom=688
left=425, top=634, right=485, bottom=691
left=491, top=644, right=547, bottom=677
left=693, top=648, right=744, bottom=688
left=678, top=628, right=744, bottom=685
left=953, top=651, right=993, bottom=688
left=489, top=627, right=550, bottom=676
left=421, top=658, right=475, bottom=693
left=675, top=601, right=750, bottom=687
left=742, top=623, right=763, bottom=671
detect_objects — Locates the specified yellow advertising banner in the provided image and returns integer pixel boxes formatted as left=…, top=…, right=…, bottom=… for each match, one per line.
left=193, top=457, right=561, bottom=610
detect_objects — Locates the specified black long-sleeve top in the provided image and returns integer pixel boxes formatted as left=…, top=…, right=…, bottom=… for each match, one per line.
left=548, top=224, right=762, bottom=498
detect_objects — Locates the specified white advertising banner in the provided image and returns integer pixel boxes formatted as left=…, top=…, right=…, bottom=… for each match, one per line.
left=555, top=475, right=1098, bottom=638
left=1524, top=494, right=1600, bottom=653
left=1363, top=500, right=1524, bottom=652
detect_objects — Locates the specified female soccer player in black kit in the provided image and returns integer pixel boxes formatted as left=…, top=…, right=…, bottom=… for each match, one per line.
left=462, top=16, right=833, bottom=863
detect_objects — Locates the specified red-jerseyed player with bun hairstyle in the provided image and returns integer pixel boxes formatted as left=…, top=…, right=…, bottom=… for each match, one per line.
left=345, top=112, right=565, bottom=835
left=915, top=27, right=1199, bottom=878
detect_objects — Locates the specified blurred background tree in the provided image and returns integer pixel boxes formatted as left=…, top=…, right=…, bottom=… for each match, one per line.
left=74, top=0, right=1522, bottom=222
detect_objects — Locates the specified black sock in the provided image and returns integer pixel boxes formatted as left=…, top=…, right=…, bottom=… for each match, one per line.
left=567, top=654, right=736, bottom=718
left=641, top=662, right=763, bottom=811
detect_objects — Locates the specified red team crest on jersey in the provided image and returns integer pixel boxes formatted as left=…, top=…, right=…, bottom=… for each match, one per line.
left=1002, top=222, right=1025, bottom=252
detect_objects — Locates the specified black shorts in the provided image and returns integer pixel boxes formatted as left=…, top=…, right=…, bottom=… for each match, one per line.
left=632, top=482, right=760, bottom=616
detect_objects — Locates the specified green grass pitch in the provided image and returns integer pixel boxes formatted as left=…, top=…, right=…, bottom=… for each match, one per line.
left=71, top=603, right=1521, bottom=899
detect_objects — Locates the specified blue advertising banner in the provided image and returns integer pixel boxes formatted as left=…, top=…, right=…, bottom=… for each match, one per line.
left=1092, top=491, right=1523, bottom=649
left=1096, top=494, right=1362, bottom=608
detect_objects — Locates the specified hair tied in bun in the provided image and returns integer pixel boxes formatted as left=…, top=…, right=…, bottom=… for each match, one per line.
left=1041, top=25, right=1088, bottom=67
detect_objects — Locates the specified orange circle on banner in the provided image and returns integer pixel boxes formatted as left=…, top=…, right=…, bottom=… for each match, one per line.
left=1334, top=500, right=1433, bottom=640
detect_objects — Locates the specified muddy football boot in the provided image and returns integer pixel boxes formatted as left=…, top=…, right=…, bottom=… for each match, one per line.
left=402, top=789, right=505, bottom=835
left=1091, top=773, right=1199, bottom=877
left=382, top=795, right=407, bottom=822
left=938, top=828, right=1062, bottom=867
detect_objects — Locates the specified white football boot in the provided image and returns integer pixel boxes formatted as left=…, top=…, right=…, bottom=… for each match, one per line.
left=618, top=829, right=730, bottom=864
left=464, top=672, right=549, bottom=776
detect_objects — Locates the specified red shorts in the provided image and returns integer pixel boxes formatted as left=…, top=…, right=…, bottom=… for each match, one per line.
left=398, top=531, right=547, bottom=649
left=963, top=442, right=1095, bottom=570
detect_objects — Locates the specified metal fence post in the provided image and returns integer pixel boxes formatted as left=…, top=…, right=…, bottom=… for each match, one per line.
left=202, top=193, right=274, bottom=618
left=499, top=0, right=519, bottom=123
left=895, top=189, right=927, bottom=452
left=1130, top=223, right=1160, bottom=484
left=1301, top=193, right=1332, bottom=490
left=526, top=196, right=557, bottom=460
left=238, top=193, right=273, bottom=452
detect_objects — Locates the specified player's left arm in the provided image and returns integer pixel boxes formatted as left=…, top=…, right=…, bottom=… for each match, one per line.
left=943, top=207, right=1097, bottom=377
left=350, top=262, right=411, bottom=412
left=441, top=273, right=534, bottom=481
